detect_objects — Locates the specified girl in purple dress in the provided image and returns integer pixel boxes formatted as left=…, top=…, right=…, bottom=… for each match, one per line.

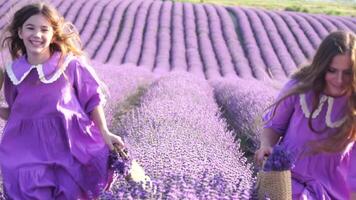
left=0, top=2, right=124, bottom=199
left=255, top=31, right=356, bottom=199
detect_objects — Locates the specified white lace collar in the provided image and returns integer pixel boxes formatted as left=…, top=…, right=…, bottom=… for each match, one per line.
left=6, top=52, right=75, bottom=85
left=299, top=93, right=347, bottom=128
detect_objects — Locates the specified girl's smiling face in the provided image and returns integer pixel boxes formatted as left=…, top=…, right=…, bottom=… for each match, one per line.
left=18, top=14, right=54, bottom=63
left=324, top=53, right=352, bottom=97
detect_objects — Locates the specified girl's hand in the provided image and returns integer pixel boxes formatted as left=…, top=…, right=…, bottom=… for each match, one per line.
left=254, top=145, right=273, bottom=167
left=351, top=192, right=356, bottom=200
left=101, top=130, right=125, bottom=151
left=0, top=106, right=9, bottom=120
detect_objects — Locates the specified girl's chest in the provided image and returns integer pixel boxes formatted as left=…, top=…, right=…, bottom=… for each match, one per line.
left=284, top=103, right=342, bottom=145
left=15, top=70, right=74, bottom=103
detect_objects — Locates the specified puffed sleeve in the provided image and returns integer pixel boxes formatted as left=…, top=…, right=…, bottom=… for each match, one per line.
left=70, top=59, right=105, bottom=114
left=4, top=71, right=17, bottom=108
left=263, top=79, right=298, bottom=136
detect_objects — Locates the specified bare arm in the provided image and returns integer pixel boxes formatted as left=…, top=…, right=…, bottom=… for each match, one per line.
left=0, top=70, right=8, bottom=120
left=90, top=105, right=124, bottom=150
left=254, top=128, right=281, bottom=167
left=0, top=68, right=4, bottom=90
left=0, top=107, right=9, bottom=120
left=351, top=192, right=356, bottom=200
left=260, top=128, right=280, bottom=148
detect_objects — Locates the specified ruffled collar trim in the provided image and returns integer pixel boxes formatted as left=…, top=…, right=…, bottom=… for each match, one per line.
left=299, top=93, right=347, bottom=128
left=6, top=52, right=74, bottom=85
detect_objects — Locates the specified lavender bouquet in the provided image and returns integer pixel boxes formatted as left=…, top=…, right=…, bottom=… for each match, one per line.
left=108, top=149, right=131, bottom=178
left=0, top=190, right=5, bottom=200
left=263, top=145, right=295, bottom=172
left=108, top=147, right=152, bottom=191
left=257, top=145, right=294, bottom=200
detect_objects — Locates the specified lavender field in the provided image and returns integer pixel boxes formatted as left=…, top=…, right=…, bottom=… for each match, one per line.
left=0, top=0, right=355, bottom=199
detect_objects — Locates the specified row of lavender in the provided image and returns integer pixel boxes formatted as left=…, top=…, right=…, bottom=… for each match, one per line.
left=0, top=0, right=353, bottom=198
left=97, top=67, right=255, bottom=198
left=0, top=60, right=261, bottom=199
left=1, top=0, right=355, bottom=81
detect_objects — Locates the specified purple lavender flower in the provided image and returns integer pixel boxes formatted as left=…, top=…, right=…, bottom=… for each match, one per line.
left=263, top=145, right=295, bottom=171
left=100, top=170, right=251, bottom=199
left=108, top=150, right=131, bottom=177
left=109, top=72, right=254, bottom=198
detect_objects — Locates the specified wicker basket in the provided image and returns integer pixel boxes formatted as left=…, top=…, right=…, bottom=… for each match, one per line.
left=257, top=170, right=292, bottom=200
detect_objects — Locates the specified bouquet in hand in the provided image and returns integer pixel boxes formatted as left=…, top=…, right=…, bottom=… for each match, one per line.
left=108, top=146, right=152, bottom=190
left=257, top=145, right=294, bottom=200
left=263, top=145, right=295, bottom=172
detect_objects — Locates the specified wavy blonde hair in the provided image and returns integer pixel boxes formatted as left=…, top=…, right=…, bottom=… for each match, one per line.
left=268, top=31, right=356, bottom=153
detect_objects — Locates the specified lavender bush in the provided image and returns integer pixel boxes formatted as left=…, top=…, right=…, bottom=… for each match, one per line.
left=153, top=1, right=172, bottom=75
left=100, top=171, right=250, bottom=199
left=215, top=5, right=252, bottom=79
left=183, top=2, right=205, bottom=79
left=123, top=0, right=152, bottom=65
left=109, top=72, right=254, bottom=198
left=212, top=78, right=279, bottom=158
left=170, top=2, right=188, bottom=72
left=0, top=0, right=338, bottom=80
left=243, top=8, right=286, bottom=81
left=93, top=0, right=133, bottom=62
left=265, top=10, right=307, bottom=66
left=138, top=1, right=161, bottom=69
left=277, top=11, right=315, bottom=59
left=204, top=4, right=236, bottom=79
left=41, top=0, right=355, bottom=79
left=253, top=8, right=297, bottom=76
left=228, top=7, right=270, bottom=81
left=0, top=0, right=355, bottom=198
left=92, top=62, right=156, bottom=127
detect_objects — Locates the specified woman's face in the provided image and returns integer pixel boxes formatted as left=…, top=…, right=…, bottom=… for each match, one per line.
left=324, top=53, right=352, bottom=97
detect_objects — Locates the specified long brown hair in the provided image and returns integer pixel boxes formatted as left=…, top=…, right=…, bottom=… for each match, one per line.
left=268, top=31, right=356, bottom=153
left=1, top=2, right=83, bottom=60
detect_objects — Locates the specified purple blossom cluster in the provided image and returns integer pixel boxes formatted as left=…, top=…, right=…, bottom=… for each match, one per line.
left=243, top=8, right=287, bottom=81
left=154, top=1, right=172, bottom=75
left=41, top=0, right=356, bottom=80
left=183, top=3, right=205, bottom=79
left=214, top=5, right=252, bottom=79
left=100, top=171, right=250, bottom=199
left=0, top=179, right=3, bottom=200
left=113, top=72, right=254, bottom=198
left=263, top=145, right=295, bottom=172
left=0, top=0, right=355, bottom=198
left=0, top=190, right=5, bottom=200
left=108, top=150, right=131, bottom=177
left=228, top=7, right=270, bottom=81
left=276, top=11, right=315, bottom=59
left=92, top=62, right=156, bottom=126
left=252, top=8, right=297, bottom=76
left=212, top=78, right=279, bottom=157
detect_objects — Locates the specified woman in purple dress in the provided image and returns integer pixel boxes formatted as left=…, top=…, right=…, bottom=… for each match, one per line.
left=255, top=31, right=356, bottom=199
left=0, top=3, right=124, bottom=199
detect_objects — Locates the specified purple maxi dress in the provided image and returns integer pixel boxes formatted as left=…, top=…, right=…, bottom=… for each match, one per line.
left=264, top=80, right=356, bottom=200
left=0, top=52, right=111, bottom=199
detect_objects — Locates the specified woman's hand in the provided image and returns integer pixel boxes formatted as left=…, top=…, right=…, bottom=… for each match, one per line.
left=255, top=128, right=281, bottom=167
left=254, top=145, right=273, bottom=167
left=101, top=130, right=125, bottom=151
